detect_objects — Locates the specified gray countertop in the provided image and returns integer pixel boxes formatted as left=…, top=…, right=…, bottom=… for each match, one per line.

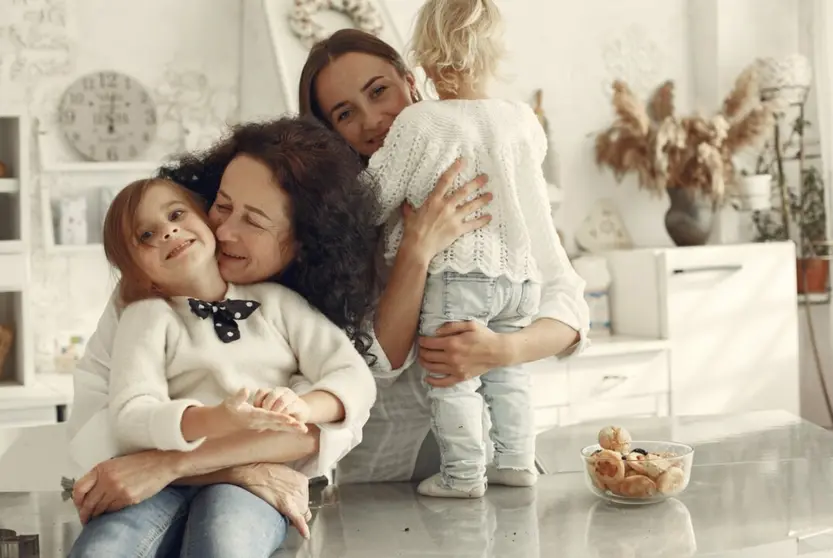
left=2, top=411, right=833, bottom=557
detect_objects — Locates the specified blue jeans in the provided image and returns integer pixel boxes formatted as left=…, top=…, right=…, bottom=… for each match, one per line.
left=68, top=484, right=288, bottom=558
left=419, top=271, right=541, bottom=490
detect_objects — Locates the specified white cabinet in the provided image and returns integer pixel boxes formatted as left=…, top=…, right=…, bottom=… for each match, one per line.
left=531, top=336, right=671, bottom=432
left=605, top=242, right=800, bottom=417
left=0, top=110, right=33, bottom=394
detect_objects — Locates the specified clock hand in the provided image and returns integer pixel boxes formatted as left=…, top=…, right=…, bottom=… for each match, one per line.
left=108, top=93, right=116, bottom=134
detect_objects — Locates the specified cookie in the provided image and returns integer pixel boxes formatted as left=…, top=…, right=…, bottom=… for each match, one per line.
left=656, top=466, right=687, bottom=495
left=591, top=449, right=626, bottom=484
left=616, top=474, right=658, bottom=498
left=598, top=426, right=632, bottom=453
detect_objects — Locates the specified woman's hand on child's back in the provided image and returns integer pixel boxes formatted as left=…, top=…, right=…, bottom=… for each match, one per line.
left=253, top=387, right=311, bottom=425
left=400, top=158, right=492, bottom=266
left=217, top=388, right=308, bottom=435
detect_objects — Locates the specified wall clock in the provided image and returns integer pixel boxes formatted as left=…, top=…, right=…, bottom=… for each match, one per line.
left=58, top=71, right=158, bottom=162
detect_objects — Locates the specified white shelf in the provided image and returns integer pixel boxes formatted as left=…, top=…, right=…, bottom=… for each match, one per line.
left=47, top=243, right=104, bottom=256
left=0, top=179, right=19, bottom=194
left=40, top=160, right=162, bottom=174
left=578, top=334, right=669, bottom=358
left=0, top=375, right=72, bottom=410
left=0, top=240, right=24, bottom=254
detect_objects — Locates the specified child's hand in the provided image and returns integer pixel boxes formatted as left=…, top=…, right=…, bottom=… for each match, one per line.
left=253, top=387, right=311, bottom=425
left=217, top=388, right=308, bottom=434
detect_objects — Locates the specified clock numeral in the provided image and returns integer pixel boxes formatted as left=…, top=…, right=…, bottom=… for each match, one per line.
left=82, top=77, right=95, bottom=91
left=140, top=92, right=150, bottom=104
left=100, top=72, right=118, bottom=89
left=145, top=109, right=157, bottom=126
left=106, top=146, right=119, bottom=161
left=124, top=77, right=132, bottom=90
left=60, top=109, right=76, bottom=125
left=142, top=132, right=151, bottom=143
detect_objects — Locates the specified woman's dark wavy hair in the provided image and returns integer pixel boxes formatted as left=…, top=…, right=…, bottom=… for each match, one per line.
left=157, top=116, right=380, bottom=363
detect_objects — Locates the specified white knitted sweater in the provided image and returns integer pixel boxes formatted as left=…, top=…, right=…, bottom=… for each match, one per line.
left=367, top=98, right=561, bottom=283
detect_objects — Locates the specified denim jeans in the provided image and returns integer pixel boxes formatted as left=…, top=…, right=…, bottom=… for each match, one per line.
left=420, top=271, right=541, bottom=490
left=68, top=483, right=288, bottom=558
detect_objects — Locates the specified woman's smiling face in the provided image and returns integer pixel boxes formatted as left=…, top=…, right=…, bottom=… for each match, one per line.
left=207, top=154, right=297, bottom=284
left=314, top=51, right=417, bottom=157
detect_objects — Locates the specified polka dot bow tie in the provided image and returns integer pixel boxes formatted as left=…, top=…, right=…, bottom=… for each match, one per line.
left=188, top=298, right=261, bottom=343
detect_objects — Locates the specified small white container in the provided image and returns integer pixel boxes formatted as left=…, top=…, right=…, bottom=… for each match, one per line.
left=572, top=256, right=612, bottom=336
left=737, top=174, right=772, bottom=211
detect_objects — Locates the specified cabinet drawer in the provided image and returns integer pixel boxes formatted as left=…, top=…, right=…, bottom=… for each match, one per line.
left=568, top=351, right=669, bottom=403
left=562, top=394, right=669, bottom=426
left=529, top=358, right=569, bottom=408
left=533, top=404, right=564, bottom=434
left=0, top=253, right=26, bottom=290
left=0, top=405, right=57, bottom=427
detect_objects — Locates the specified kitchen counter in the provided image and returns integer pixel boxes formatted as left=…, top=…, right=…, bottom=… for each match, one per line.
left=2, top=411, right=832, bottom=557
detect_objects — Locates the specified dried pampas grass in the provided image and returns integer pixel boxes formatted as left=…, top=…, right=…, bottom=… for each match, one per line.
left=595, top=65, right=774, bottom=202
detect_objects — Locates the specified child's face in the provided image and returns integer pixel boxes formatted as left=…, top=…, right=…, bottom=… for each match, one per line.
left=132, top=182, right=217, bottom=291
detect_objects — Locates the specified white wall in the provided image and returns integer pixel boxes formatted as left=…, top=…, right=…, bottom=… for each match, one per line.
left=0, top=0, right=241, bottom=370
left=4, top=0, right=829, bottom=424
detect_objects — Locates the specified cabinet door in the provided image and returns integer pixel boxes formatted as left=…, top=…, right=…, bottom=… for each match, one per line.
left=529, top=358, right=568, bottom=433
left=568, top=351, right=670, bottom=404
left=662, top=243, right=800, bottom=416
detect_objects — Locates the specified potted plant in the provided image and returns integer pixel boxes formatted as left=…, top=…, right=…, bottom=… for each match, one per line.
left=595, top=66, right=774, bottom=246
left=795, top=166, right=829, bottom=293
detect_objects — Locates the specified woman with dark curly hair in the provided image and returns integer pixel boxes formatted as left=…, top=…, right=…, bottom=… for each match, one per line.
left=66, top=117, right=381, bottom=558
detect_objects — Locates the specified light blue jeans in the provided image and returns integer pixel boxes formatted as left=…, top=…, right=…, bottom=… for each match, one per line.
left=68, top=483, right=288, bottom=558
left=420, top=271, right=541, bottom=490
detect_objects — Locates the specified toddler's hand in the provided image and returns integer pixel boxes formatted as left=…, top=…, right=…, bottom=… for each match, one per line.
left=218, top=388, right=308, bottom=434
left=254, top=387, right=311, bottom=425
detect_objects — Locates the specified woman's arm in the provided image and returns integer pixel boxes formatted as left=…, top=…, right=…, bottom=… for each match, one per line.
left=373, top=160, right=492, bottom=369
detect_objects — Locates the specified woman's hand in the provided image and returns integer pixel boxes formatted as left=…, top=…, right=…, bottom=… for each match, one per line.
left=400, top=158, right=492, bottom=265
left=72, top=450, right=181, bottom=524
left=418, top=321, right=512, bottom=387
left=232, top=463, right=312, bottom=539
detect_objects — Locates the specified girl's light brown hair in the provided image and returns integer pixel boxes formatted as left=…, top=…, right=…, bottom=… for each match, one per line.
left=410, top=0, right=504, bottom=95
left=102, top=178, right=207, bottom=307
left=298, top=28, right=420, bottom=126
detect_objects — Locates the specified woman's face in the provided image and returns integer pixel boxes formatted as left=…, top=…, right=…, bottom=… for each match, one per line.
left=208, top=155, right=296, bottom=284
left=315, top=52, right=417, bottom=157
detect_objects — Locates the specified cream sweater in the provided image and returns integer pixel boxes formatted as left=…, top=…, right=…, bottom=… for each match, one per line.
left=368, top=98, right=566, bottom=284
left=107, top=282, right=376, bottom=479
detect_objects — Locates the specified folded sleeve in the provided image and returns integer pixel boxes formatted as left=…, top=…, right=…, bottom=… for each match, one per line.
left=108, top=299, right=205, bottom=454
left=521, top=107, right=591, bottom=357
left=274, top=288, right=377, bottom=476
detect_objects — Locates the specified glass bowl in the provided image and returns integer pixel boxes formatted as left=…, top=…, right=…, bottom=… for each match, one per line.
left=581, top=441, right=694, bottom=505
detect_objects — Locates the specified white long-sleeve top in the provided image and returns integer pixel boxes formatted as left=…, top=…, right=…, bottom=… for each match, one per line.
left=84, top=282, right=375, bottom=479
left=368, top=98, right=570, bottom=288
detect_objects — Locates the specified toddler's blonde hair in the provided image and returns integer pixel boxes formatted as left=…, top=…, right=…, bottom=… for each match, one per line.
left=410, top=0, right=504, bottom=95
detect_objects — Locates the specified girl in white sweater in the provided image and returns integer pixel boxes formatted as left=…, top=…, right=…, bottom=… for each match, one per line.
left=100, top=175, right=377, bottom=481
left=367, top=0, right=582, bottom=498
